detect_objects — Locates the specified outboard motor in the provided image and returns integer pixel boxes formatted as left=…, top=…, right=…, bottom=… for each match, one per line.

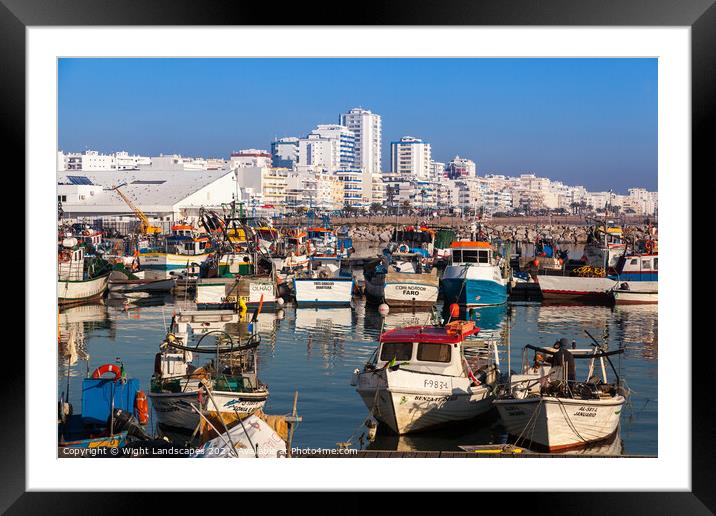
left=109, top=408, right=151, bottom=441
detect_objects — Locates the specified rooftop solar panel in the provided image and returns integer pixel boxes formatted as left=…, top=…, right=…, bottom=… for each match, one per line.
left=131, top=180, right=166, bottom=185
left=67, top=175, right=93, bottom=185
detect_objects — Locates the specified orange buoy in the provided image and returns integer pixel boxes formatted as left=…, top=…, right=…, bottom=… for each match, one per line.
left=449, top=303, right=460, bottom=318
left=533, top=259, right=540, bottom=267
left=134, top=390, right=149, bottom=425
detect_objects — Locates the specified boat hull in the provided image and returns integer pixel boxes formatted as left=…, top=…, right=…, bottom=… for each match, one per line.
left=58, top=273, right=109, bottom=305
left=441, top=277, right=508, bottom=307
left=537, top=275, right=617, bottom=302
left=108, top=278, right=176, bottom=293
left=294, top=278, right=353, bottom=307
left=139, top=252, right=211, bottom=272
left=612, top=281, right=658, bottom=304
left=356, top=369, right=494, bottom=434
left=195, top=277, right=277, bottom=310
left=365, top=271, right=439, bottom=308
left=494, top=396, right=625, bottom=452
left=149, top=389, right=268, bottom=432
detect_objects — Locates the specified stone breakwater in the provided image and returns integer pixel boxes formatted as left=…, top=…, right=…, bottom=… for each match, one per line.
left=347, top=224, right=654, bottom=245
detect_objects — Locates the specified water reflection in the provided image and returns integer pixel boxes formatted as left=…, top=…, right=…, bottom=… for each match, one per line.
left=56, top=293, right=657, bottom=456
left=58, top=302, right=110, bottom=373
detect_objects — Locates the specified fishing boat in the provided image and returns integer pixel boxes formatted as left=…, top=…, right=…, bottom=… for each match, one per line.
left=139, top=224, right=212, bottom=273
left=611, top=239, right=658, bottom=304
left=363, top=255, right=439, bottom=308
left=518, top=236, right=569, bottom=275
left=612, top=281, right=658, bottom=305
left=536, top=275, right=617, bottom=303
left=293, top=262, right=354, bottom=307
left=352, top=316, right=499, bottom=434
left=149, top=313, right=269, bottom=432
left=58, top=236, right=111, bottom=305
left=493, top=340, right=626, bottom=452
left=107, top=270, right=176, bottom=293
left=441, top=240, right=509, bottom=307
left=196, top=275, right=277, bottom=310
left=583, top=220, right=627, bottom=272
left=384, top=225, right=436, bottom=263
left=58, top=361, right=148, bottom=449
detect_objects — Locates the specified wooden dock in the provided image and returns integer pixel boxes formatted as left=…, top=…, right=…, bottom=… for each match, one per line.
left=298, top=450, right=650, bottom=458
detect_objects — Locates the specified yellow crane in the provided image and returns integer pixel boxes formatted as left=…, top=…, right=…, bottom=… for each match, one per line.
left=107, top=183, right=162, bottom=235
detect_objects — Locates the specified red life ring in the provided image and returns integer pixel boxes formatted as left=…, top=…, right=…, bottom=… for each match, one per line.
left=91, top=363, right=122, bottom=381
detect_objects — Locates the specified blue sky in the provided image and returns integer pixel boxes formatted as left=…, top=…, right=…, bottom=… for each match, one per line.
left=58, top=58, right=657, bottom=192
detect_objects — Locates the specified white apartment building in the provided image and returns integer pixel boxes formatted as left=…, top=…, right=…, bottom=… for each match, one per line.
left=234, top=166, right=288, bottom=208
left=138, top=154, right=208, bottom=171
left=445, top=156, right=477, bottom=179
left=284, top=170, right=343, bottom=211
left=453, top=178, right=483, bottom=213
left=339, top=108, right=381, bottom=203
left=271, top=137, right=299, bottom=169
left=230, top=149, right=273, bottom=169
left=370, top=175, right=385, bottom=206
left=430, top=160, right=446, bottom=179
left=380, top=174, right=438, bottom=211
left=115, top=151, right=152, bottom=170
left=297, top=124, right=357, bottom=173
left=335, top=168, right=366, bottom=208
left=391, top=137, right=432, bottom=179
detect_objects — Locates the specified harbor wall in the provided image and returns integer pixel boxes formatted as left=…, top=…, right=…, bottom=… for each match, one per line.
left=345, top=222, right=655, bottom=244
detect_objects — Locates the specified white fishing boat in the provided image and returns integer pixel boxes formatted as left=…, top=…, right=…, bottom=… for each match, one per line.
left=612, top=281, right=658, bottom=304
left=107, top=270, right=176, bottom=293
left=494, top=341, right=626, bottom=452
left=583, top=220, right=626, bottom=272
left=364, top=256, right=439, bottom=308
left=58, top=239, right=110, bottom=305
left=139, top=224, right=212, bottom=273
left=536, top=275, right=617, bottom=302
left=149, top=314, right=269, bottom=432
left=196, top=275, right=277, bottom=310
left=611, top=237, right=658, bottom=304
left=293, top=263, right=353, bottom=307
left=352, top=319, right=499, bottom=434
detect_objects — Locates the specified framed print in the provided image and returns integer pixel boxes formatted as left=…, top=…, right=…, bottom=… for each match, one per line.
left=5, top=0, right=709, bottom=510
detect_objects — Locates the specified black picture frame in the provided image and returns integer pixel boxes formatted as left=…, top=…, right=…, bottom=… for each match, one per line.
left=6, top=0, right=706, bottom=511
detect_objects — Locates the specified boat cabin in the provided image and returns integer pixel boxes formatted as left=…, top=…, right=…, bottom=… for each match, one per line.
left=372, top=322, right=480, bottom=377
left=615, top=253, right=658, bottom=281
left=449, top=241, right=495, bottom=266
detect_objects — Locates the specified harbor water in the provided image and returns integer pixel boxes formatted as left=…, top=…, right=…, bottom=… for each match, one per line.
left=58, top=293, right=657, bottom=455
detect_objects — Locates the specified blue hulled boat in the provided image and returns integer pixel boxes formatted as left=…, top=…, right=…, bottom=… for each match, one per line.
left=441, top=241, right=508, bottom=307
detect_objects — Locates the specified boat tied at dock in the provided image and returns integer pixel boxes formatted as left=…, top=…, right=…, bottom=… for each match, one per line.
left=494, top=335, right=627, bottom=452
left=353, top=305, right=500, bottom=435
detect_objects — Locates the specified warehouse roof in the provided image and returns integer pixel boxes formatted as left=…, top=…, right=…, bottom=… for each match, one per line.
left=57, top=168, right=235, bottom=213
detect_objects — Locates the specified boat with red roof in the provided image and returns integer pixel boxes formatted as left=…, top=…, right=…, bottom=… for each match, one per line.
left=352, top=311, right=500, bottom=434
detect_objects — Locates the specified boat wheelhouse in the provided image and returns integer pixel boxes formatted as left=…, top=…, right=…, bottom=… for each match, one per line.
left=440, top=241, right=508, bottom=307
left=583, top=221, right=626, bottom=271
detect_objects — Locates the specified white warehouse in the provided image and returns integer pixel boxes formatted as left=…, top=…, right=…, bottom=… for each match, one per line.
left=56, top=168, right=241, bottom=222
